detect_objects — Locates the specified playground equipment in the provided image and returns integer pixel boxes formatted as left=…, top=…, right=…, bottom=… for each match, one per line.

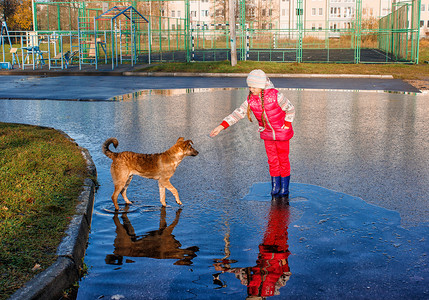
left=0, top=21, right=18, bottom=69
left=21, top=32, right=46, bottom=69
left=94, top=6, right=150, bottom=69
left=77, top=5, right=150, bottom=70
left=0, top=5, right=151, bottom=70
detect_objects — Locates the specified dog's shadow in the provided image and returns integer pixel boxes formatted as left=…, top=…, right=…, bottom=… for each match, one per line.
left=105, top=206, right=199, bottom=266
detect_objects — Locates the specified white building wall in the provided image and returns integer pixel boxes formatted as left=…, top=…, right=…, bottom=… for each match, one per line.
left=163, top=0, right=427, bottom=37
left=420, top=0, right=429, bottom=38
left=190, top=0, right=212, bottom=24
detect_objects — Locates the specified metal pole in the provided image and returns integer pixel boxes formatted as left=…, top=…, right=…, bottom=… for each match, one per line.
left=412, top=0, right=421, bottom=63
left=185, top=0, right=191, bottom=62
left=148, top=21, right=151, bottom=64
left=229, top=0, right=237, bottom=66
left=297, top=0, right=303, bottom=62
left=131, top=9, right=135, bottom=66
left=111, top=18, right=114, bottom=70
left=32, top=0, right=36, bottom=31
left=354, top=0, right=362, bottom=63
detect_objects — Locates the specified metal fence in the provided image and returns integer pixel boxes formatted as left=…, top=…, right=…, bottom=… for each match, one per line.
left=0, top=0, right=421, bottom=70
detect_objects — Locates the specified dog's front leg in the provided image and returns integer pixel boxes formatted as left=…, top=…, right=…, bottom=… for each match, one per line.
left=158, top=182, right=167, bottom=206
left=160, top=179, right=182, bottom=206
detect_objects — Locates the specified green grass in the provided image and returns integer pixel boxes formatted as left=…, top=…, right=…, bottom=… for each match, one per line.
left=136, top=59, right=429, bottom=79
left=0, top=123, right=88, bottom=300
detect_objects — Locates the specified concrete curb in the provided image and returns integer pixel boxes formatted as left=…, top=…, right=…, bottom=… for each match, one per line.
left=123, top=71, right=394, bottom=79
left=0, top=68, right=395, bottom=79
left=9, top=133, right=97, bottom=300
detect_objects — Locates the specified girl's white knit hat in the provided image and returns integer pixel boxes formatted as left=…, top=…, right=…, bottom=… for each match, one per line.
left=246, top=69, right=267, bottom=89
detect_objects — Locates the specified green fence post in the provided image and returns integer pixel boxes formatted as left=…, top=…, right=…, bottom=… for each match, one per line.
left=57, top=3, right=61, bottom=30
left=185, top=0, right=191, bottom=62
left=297, top=0, right=303, bottom=63
left=354, top=0, right=362, bottom=63
left=33, top=1, right=38, bottom=30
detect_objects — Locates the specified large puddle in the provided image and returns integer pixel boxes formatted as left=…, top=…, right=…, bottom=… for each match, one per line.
left=0, top=88, right=428, bottom=298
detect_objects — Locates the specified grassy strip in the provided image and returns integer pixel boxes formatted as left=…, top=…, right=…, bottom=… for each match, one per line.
left=0, top=123, right=88, bottom=300
left=137, top=60, right=429, bottom=80
left=136, top=40, right=429, bottom=80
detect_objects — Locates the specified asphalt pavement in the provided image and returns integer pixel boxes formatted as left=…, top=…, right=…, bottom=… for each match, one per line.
left=2, top=66, right=428, bottom=299
left=0, top=64, right=422, bottom=101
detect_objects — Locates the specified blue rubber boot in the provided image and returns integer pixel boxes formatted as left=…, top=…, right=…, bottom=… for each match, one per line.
left=271, top=176, right=281, bottom=196
left=279, top=176, right=290, bottom=198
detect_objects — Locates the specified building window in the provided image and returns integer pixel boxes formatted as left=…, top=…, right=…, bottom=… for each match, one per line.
left=312, top=23, right=316, bottom=30
left=319, top=8, right=323, bottom=15
left=177, top=10, right=181, bottom=18
left=312, top=8, right=316, bottom=16
left=249, top=8, right=255, bottom=18
left=422, top=4, right=425, bottom=11
left=420, top=20, right=424, bottom=27
left=172, top=10, right=175, bottom=17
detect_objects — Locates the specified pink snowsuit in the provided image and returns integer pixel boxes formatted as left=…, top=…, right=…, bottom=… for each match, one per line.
left=221, top=87, right=295, bottom=177
left=248, top=89, right=294, bottom=141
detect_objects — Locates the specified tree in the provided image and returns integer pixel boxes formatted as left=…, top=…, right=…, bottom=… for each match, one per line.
left=1, top=0, right=18, bottom=25
left=8, top=0, right=32, bottom=30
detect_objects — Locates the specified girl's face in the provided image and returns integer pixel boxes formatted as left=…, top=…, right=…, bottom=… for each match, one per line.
left=249, top=87, right=262, bottom=95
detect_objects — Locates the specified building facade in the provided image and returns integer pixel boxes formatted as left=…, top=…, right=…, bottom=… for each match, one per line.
left=420, top=0, right=429, bottom=37
left=162, top=0, right=426, bottom=38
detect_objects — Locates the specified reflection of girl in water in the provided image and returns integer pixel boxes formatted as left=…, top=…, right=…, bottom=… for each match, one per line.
left=213, top=201, right=291, bottom=298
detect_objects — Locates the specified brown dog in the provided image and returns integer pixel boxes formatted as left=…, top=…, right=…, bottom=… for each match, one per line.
left=102, top=137, right=199, bottom=210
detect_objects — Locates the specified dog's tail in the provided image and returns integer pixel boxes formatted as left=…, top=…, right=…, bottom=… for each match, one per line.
left=102, top=138, right=119, bottom=159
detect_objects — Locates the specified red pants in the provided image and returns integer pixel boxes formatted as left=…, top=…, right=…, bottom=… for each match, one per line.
left=264, top=140, right=290, bottom=177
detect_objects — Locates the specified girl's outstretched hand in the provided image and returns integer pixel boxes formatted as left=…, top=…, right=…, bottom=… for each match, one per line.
left=210, top=125, right=224, bottom=137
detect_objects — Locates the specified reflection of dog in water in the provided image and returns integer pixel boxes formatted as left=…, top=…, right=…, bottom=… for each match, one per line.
left=102, top=137, right=199, bottom=210
left=105, top=206, right=199, bottom=266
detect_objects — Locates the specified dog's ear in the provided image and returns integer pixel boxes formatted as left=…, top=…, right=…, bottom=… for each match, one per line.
left=177, top=137, right=185, bottom=142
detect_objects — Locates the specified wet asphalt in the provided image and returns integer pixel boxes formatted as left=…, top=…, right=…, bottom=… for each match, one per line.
left=0, top=72, right=428, bottom=299
left=0, top=73, right=421, bottom=101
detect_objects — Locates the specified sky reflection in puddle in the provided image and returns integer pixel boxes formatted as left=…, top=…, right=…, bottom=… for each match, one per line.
left=77, top=182, right=428, bottom=300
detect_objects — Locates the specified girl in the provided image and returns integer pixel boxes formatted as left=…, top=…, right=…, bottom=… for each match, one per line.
left=210, top=69, right=295, bottom=198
